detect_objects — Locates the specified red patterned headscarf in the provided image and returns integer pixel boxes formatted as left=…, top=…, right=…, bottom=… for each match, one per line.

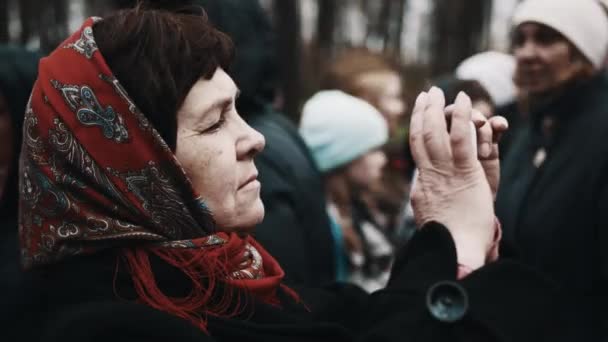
left=19, top=17, right=297, bottom=331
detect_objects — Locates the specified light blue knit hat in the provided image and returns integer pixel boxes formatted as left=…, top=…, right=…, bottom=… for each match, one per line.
left=299, top=90, right=388, bottom=173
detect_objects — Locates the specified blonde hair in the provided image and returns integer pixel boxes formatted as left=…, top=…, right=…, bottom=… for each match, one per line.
left=320, top=48, right=401, bottom=106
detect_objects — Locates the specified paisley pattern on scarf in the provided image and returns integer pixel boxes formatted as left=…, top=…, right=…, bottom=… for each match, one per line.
left=51, top=79, right=129, bottom=142
left=19, top=19, right=282, bottom=285
left=63, top=21, right=100, bottom=59
left=46, top=116, right=131, bottom=211
left=99, top=74, right=149, bottom=128
left=112, top=162, right=202, bottom=239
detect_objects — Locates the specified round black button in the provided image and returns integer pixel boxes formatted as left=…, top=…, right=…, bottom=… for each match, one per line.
left=426, top=281, right=468, bottom=323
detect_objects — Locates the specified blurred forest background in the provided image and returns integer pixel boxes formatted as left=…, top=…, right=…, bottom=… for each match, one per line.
left=0, top=0, right=521, bottom=120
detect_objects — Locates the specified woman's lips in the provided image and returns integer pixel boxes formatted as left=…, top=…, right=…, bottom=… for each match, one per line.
left=238, top=172, right=259, bottom=190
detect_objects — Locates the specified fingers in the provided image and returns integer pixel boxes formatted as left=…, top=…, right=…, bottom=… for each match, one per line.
left=412, top=89, right=508, bottom=168
left=488, top=116, right=509, bottom=143
left=422, top=87, right=451, bottom=162
left=480, top=116, right=508, bottom=161
left=409, top=92, right=430, bottom=167
left=475, top=112, right=493, bottom=159
left=445, top=104, right=486, bottom=129
left=481, top=142, right=500, bottom=162
left=450, top=92, right=475, bottom=166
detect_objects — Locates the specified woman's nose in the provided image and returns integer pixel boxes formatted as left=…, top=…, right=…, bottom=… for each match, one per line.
left=236, top=119, right=265, bottom=160
left=515, top=39, right=537, bottom=61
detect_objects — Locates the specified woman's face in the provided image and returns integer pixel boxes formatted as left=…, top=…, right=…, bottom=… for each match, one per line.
left=0, top=93, right=13, bottom=200
left=175, top=68, right=266, bottom=233
left=345, top=149, right=387, bottom=190
left=512, top=23, right=589, bottom=95
left=356, top=72, right=405, bottom=134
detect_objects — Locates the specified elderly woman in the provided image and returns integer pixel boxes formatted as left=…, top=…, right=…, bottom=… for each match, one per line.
left=496, top=0, right=608, bottom=339
left=11, top=3, right=563, bottom=342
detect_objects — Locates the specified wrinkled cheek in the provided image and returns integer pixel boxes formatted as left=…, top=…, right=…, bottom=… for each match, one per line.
left=178, top=152, right=213, bottom=199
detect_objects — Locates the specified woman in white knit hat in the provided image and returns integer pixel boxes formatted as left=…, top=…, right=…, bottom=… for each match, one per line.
left=495, top=0, right=608, bottom=340
left=300, top=90, right=393, bottom=292
left=602, top=0, right=608, bottom=67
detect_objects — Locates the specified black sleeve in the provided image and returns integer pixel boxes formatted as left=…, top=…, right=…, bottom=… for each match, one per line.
left=597, top=180, right=608, bottom=338
left=300, top=222, right=568, bottom=342
left=41, top=301, right=215, bottom=342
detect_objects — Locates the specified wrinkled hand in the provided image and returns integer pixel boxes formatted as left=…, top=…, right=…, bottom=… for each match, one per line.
left=446, top=105, right=509, bottom=198
left=409, top=87, right=498, bottom=269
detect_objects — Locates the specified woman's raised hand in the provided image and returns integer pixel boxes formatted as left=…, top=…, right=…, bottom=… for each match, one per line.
left=409, top=87, right=500, bottom=269
left=445, top=104, right=509, bottom=199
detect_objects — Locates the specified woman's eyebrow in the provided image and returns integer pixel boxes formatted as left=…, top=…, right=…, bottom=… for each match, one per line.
left=207, top=97, right=232, bottom=114
left=205, top=87, right=240, bottom=114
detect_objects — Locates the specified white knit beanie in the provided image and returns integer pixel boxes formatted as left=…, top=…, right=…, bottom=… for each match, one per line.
left=299, top=90, right=388, bottom=173
left=456, top=51, right=517, bottom=107
left=512, top=0, right=608, bottom=70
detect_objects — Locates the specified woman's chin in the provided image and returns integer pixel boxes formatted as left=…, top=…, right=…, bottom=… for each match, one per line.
left=219, top=201, right=265, bottom=234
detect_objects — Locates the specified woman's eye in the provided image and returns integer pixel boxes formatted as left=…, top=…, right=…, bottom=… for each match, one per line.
left=510, top=32, right=524, bottom=48
left=200, top=114, right=227, bottom=135
left=535, top=31, right=559, bottom=46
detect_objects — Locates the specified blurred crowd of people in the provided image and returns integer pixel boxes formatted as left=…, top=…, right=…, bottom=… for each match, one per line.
left=2, top=0, right=608, bottom=340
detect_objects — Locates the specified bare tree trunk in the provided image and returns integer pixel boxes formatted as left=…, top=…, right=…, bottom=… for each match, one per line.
left=273, top=0, right=302, bottom=122
left=390, top=0, right=407, bottom=53
left=313, top=0, right=338, bottom=82
left=317, top=0, right=337, bottom=52
left=0, top=0, right=9, bottom=43
left=85, top=0, right=114, bottom=16
left=19, top=0, right=35, bottom=45
left=430, top=0, right=491, bottom=75
left=37, top=2, right=52, bottom=52
left=34, top=0, right=69, bottom=53
left=363, top=0, right=380, bottom=41
left=53, top=0, right=69, bottom=41
left=480, top=0, right=493, bottom=50
left=363, top=0, right=406, bottom=54
left=378, top=0, right=391, bottom=47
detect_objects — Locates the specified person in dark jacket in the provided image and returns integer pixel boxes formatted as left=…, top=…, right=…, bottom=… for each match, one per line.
left=495, top=0, right=608, bottom=340
left=0, top=45, right=40, bottom=312
left=6, top=3, right=569, bottom=341
left=0, top=46, right=40, bottom=220
left=197, top=0, right=336, bottom=287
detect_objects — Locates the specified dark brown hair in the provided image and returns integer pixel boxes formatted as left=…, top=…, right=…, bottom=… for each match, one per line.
left=435, top=76, right=494, bottom=109
left=94, top=2, right=234, bottom=150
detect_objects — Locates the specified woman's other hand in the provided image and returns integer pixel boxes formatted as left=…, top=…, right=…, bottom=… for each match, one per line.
left=409, top=87, right=495, bottom=269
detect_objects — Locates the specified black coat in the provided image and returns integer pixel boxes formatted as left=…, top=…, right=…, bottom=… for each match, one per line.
left=0, top=46, right=40, bottom=330
left=250, top=110, right=336, bottom=286
left=0, top=217, right=21, bottom=311
left=0, top=46, right=41, bottom=218
left=5, top=223, right=568, bottom=342
left=496, top=73, right=608, bottom=340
